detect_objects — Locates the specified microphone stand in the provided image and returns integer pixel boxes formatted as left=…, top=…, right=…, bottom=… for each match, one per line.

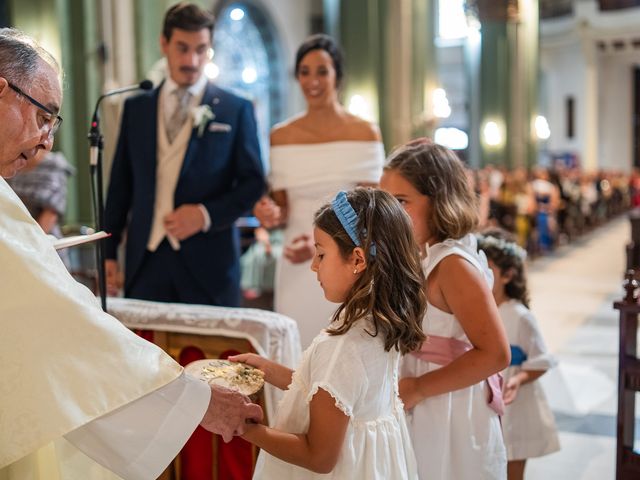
left=88, top=110, right=107, bottom=312
left=87, top=81, right=153, bottom=312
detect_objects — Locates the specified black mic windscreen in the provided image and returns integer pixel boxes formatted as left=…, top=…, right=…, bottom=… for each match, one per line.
left=139, top=80, right=154, bottom=90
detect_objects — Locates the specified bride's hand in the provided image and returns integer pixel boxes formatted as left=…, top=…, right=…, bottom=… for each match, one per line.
left=284, top=234, right=315, bottom=264
left=253, top=196, right=282, bottom=228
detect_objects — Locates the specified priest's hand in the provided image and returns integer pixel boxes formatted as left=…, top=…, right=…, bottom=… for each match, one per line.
left=200, top=384, right=264, bottom=442
left=164, top=204, right=205, bottom=241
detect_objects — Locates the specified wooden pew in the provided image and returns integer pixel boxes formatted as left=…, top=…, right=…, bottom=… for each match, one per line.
left=613, top=271, right=640, bottom=479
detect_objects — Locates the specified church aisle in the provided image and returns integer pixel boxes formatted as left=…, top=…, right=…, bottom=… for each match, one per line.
left=523, top=215, right=630, bottom=479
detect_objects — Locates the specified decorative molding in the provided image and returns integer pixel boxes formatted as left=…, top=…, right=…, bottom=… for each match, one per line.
left=467, top=0, right=519, bottom=23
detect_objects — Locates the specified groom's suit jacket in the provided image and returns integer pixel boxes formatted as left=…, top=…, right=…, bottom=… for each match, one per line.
left=104, top=81, right=265, bottom=305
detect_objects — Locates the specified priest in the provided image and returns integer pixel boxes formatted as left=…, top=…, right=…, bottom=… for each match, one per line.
left=0, top=28, right=262, bottom=479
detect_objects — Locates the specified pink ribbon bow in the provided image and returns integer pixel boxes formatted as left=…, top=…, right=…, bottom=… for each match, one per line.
left=410, top=334, right=505, bottom=416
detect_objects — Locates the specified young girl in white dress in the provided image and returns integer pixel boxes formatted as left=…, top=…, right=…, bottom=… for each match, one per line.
left=477, top=228, right=560, bottom=480
left=232, top=188, right=425, bottom=479
left=380, top=142, right=511, bottom=480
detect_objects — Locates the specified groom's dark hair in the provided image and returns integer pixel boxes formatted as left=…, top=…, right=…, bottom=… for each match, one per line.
left=163, top=2, right=215, bottom=40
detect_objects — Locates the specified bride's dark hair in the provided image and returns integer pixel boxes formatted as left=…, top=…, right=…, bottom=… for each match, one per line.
left=314, top=188, right=426, bottom=354
left=295, top=34, right=344, bottom=87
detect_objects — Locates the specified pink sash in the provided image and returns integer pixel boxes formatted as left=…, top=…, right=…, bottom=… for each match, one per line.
left=411, top=335, right=505, bottom=416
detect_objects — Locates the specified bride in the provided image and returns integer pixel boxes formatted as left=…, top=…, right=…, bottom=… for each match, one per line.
left=254, top=34, right=384, bottom=348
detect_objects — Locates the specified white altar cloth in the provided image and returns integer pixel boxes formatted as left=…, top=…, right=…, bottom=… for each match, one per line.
left=107, top=297, right=302, bottom=422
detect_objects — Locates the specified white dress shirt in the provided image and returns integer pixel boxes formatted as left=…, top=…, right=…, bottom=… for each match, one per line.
left=147, top=75, right=211, bottom=252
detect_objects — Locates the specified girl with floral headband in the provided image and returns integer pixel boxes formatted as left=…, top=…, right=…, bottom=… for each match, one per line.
left=477, top=228, right=560, bottom=480
left=380, top=142, right=510, bottom=480
left=231, top=188, right=425, bottom=479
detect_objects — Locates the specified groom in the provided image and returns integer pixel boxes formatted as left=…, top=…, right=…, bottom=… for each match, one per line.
left=104, top=2, right=265, bottom=306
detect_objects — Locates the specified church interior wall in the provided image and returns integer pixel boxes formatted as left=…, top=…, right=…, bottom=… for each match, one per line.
left=597, top=53, right=635, bottom=173
left=540, top=0, right=640, bottom=172
left=540, top=39, right=588, bottom=167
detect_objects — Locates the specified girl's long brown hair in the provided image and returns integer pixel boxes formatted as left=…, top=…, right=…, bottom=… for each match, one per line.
left=314, top=188, right=426, bottom=354
left=384, top=143, right=479, bottom=241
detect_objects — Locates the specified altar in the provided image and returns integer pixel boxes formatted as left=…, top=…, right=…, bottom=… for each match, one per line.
left=107, top=297, right=302, bottom=480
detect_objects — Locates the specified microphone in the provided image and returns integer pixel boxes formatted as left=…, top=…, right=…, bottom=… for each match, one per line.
left=89, top=80, right=153, bottom=166
left=97, top=79, right=153, bottom=103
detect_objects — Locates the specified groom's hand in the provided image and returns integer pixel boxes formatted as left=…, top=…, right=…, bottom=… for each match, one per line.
left=164, top=204, right=205, bottom=240
left=199, top=384, right=264, bottom=442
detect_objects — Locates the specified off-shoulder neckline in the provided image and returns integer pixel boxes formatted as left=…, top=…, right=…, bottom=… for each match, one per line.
left=271, top=140, right=384, bottom=149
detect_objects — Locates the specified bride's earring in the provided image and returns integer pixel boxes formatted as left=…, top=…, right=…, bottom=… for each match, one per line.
left=353, top=268, right=358, bottom=274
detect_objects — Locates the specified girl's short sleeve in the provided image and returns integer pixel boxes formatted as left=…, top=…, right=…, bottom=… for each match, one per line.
left=519, top=310, right=556, bottom=371
left=305, top=336, right=368, bottom=417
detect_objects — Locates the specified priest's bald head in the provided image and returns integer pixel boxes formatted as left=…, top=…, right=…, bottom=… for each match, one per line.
left=0, top=28, right=62, bottom=178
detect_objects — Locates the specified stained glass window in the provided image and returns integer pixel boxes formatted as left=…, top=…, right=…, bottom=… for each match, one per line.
left=439, top=0, right=469, bottom=40
left=211, top=3, right=282, bottom=165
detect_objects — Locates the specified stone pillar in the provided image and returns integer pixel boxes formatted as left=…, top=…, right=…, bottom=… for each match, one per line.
left=133, top=0, right=173, bottom=80
left=409, top=0, right=438, bottom=141
left=334, top=0, right=386, bottom=141
left=325, top=0, right=437, bottom=150
left=9, top=0, right=101, bottom=224
left=578, top=21, right=599, bottom=172
left=468, top=0, right=539, bottom=168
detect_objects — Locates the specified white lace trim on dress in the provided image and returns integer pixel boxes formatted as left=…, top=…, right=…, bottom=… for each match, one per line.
left=306, top=382, right=354, bottom=418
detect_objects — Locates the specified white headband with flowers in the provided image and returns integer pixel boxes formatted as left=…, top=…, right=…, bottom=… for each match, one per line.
left=476, top=234, right=527, bottom=261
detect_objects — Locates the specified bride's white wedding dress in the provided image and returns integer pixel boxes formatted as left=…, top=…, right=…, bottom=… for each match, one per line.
left=269, top=141, right=384, bottom=348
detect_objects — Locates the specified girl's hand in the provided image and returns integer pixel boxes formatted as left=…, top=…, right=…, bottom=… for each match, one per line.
left=502, top=376, right=521, bottom=405
left=228, top=353, right=271, bottom=375
left=239, top=421, right=261, bottom=442
left=228, top=353, right=293, bottom=390
left=284, top=234, right=315, bottom=264
left=229, top=353, right=273, bottom=373
left=399, top=376, right=423, bottom=410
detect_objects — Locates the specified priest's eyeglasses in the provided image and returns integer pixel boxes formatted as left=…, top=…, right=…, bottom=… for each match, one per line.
left=8, top=82, right=63, bottom=137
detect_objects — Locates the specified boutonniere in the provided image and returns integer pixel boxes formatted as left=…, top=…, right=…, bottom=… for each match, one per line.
left=192, top=104, right=215, bottom=137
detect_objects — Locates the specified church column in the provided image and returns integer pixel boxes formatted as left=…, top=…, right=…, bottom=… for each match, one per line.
left=334, top=0, right=386, bottom=141
left=9, top=0, right=101, bottom=224
left=57, top=0, right=100, bottom=224
left=409, top=0, right=438, bottom=141
left=578, top=22, right=598, bottom=172
left=324, top=0, right=437, bottom=149
left=386, top=0, right=439, bottom=145
left=133, top=0, right=173, bottom=79
left=468, top=0, right=539, bottom=168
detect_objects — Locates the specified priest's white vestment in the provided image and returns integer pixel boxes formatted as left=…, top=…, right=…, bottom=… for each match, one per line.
left=0, top=177, right=210, bottom=479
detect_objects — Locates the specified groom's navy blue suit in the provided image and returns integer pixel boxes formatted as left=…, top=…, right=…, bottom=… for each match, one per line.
left=104, top=82, right=265, bottom=306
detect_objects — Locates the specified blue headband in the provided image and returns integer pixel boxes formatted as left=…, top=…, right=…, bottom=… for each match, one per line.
left=331, top=191, right=377, bottom=256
